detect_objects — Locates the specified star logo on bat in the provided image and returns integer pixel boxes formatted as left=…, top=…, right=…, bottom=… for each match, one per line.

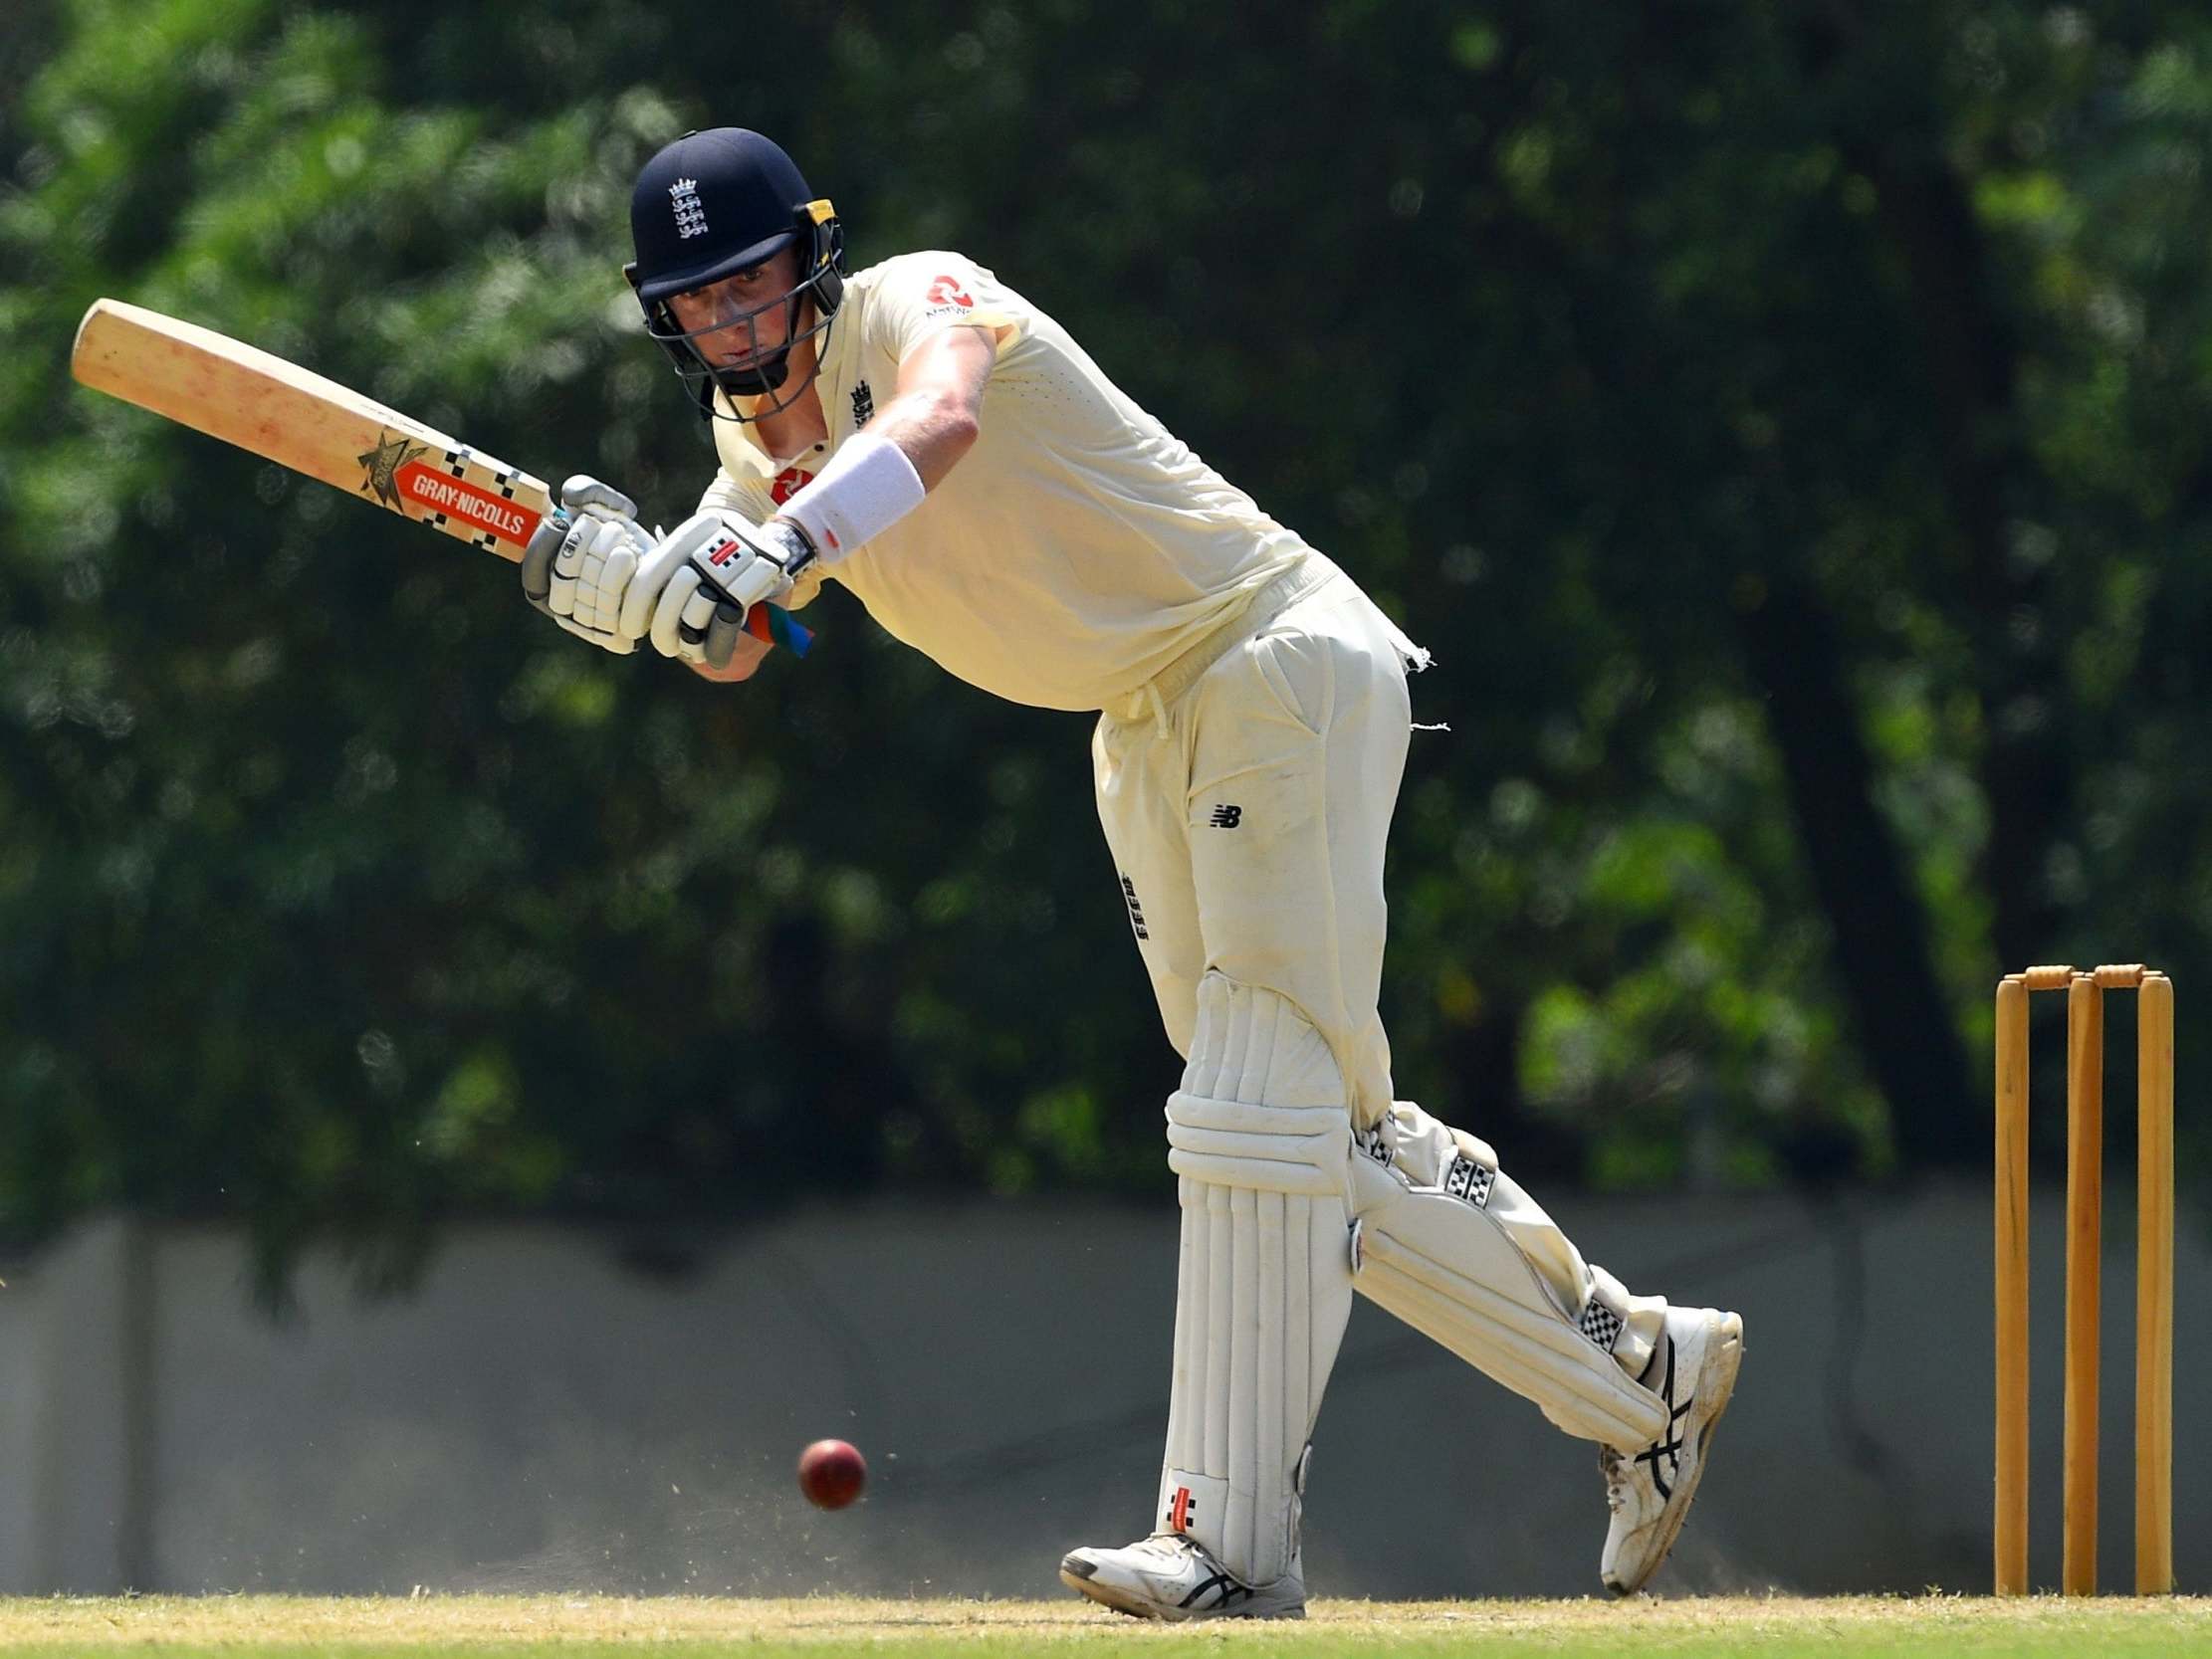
left=358, top=431, right=428, bottom=511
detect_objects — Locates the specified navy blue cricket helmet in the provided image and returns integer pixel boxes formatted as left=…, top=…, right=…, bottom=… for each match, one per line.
left=625, top=128, right=846, bottom=420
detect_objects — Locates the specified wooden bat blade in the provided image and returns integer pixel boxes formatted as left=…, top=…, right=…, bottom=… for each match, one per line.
left=68, top=298, right=814, bottom=658
left=70, top=298, right=550, bottom=561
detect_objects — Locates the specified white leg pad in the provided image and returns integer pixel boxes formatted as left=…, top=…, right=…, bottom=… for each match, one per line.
left=1157, top=974, right=1354, bottom=1587
left=1348, top=1104, right=1668, bottom=1450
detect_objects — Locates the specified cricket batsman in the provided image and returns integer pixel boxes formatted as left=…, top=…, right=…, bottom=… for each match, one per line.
left=521, top=127, right=1746, bottom=1616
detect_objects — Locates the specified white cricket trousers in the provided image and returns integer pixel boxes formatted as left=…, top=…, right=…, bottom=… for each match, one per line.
left=1093, top=568, right=1415, bottom=1132
left=1092, top=567, right=1668, bottom=1398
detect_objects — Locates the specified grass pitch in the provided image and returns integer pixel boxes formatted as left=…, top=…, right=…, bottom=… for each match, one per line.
left=0, top=1595, right=2206, bottom=1657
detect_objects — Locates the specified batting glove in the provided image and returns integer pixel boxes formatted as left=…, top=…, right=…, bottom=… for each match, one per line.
left=632, top=510, right=814, bottom=671
left=519, top=476, right=657, bottom=655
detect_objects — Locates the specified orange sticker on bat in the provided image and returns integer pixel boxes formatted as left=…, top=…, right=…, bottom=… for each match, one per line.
left=393, top=460, right=541, bottom=544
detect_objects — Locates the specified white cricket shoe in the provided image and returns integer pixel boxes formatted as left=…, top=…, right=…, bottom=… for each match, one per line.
left=1599, top=1304, right=1745, bottom=1595
left=1059, top=1533, right=1305, bottom=1620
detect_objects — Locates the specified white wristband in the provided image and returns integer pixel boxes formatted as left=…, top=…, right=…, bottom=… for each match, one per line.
left=776, top=431, right=927, bottom=564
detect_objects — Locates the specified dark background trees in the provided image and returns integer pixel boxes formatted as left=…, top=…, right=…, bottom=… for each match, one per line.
left=5, top=1, right=2210, bottom=1281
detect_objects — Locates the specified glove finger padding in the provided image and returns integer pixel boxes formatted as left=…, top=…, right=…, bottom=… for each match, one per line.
left=520, top=513, right=568, bottom=607
left=667, top=587, right=751, bottom=670
left=573, top=518, right=641, bottom=634
left=558, top=475, right=639, bottom=520
left=547, top=514, right=596, bottom=618
left=554, top=615, right=635, bottom=655
left=650, top=565, right=709, bottom=661
left=678, top=584, right=719, bottom=644
left=618, top=521, right=712, bottom=641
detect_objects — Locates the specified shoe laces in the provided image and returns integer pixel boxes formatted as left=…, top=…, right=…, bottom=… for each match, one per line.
left=1600, top=1446, right=1631, bottom=1516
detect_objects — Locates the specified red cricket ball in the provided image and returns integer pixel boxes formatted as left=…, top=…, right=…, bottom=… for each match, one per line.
left=796, top=1438, right=867, bottom=1510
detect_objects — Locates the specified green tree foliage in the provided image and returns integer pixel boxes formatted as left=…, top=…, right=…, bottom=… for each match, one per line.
left=4, top=0, right=2210, bottom=1282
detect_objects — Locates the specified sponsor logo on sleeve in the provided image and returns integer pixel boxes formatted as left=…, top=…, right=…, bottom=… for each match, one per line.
left=922, top=274, right=976, bottom=317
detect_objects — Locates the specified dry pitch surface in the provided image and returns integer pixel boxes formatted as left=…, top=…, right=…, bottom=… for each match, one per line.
left=0, top=1596, right=2208, bottom=1657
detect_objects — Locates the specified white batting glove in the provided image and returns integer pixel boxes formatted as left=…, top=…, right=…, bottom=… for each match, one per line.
left=518, top=476, right=655, bottom=655
left=630, top=510, right=814, bottom=670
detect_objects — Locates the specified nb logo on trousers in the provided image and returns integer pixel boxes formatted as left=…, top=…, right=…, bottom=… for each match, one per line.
left=1209, top=804, right=1242, bottom=829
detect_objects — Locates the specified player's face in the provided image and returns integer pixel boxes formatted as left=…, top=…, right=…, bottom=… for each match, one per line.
left=667, top=248, right=807, bottom=369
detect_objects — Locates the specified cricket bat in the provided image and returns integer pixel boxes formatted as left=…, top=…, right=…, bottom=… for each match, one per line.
left=68, top=298, right=810, bottom=655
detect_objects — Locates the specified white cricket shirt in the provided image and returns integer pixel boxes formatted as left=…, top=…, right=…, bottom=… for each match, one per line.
left=699, top=251, right=1332, bottom=712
